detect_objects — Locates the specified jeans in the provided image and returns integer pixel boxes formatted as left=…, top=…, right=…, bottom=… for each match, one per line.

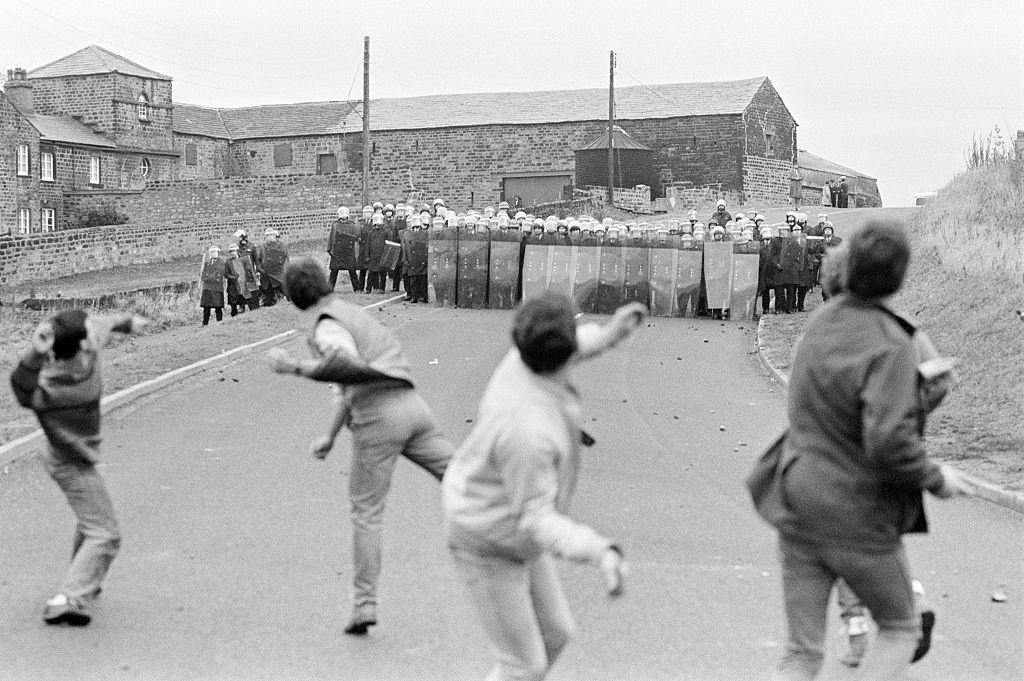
left=44, top=454, right=121, bottom=601
left=451, top=549, right=575, bottom=681
left=347, top=388, right=453, bottom=612
left=773, top=535, right=919, bottom=680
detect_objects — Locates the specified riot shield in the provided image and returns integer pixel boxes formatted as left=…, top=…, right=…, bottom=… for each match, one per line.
left=703, top=242, right=734, bottom=311
left=428, top=227, right=459, bottom=308
left=487, top=231, right=522, bottom=310
left=649, top=238, right=679, bottom=317
left=572, top=244, right=600, bottom=314
left=405, top=230, right=429, bottom=277
left=596, top=242, right=625, bottom=314
left=521, top=244, right=552, bottom=302
left=457, top=232, right=490, bottom=309
left=262, top=241, right=289, bottom=286
left=622, top=245, right=651, bottom=308
left=731, top=242, right=760, bottom=320
left=674, top=246, right=702, bottom=317
left=548, top=243, right=575, bottom=299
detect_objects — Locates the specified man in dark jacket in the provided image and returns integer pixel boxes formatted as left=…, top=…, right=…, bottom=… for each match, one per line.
left=364, top=212, right=388, bottom=293
left=756, top=226, right=775, bottom=314
left=767, top=219, right=969, bottom=679
left=328, top=206, right=362, bottom=292
left=838, top=176, right=850, bottom=208
left=709, top=199, right=731, bottom=230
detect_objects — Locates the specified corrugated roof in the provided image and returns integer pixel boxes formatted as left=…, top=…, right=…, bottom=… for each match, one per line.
left=24, top=114, right=117, bottom=148
left=173, top=77, right=769, bottom=140
left=576, top=125, right=652, bottom=151
left=798, top=149, right=875, bottom=181
left=29, top=45, right=171, bottom=81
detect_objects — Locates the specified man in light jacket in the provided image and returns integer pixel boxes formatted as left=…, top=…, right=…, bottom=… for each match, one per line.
left=443, top=293, right=641, bottom=681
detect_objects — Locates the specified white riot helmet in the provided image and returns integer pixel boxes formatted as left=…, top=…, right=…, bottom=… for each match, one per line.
left=337, top=206, right=350, bottom=219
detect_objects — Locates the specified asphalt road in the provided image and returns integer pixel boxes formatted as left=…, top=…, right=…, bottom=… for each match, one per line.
left=1, top=304, right=1020, bottom=681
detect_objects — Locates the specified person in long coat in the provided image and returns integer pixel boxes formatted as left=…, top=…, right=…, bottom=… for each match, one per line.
left=328, top=206, right=362, bottom=292
left=199, top=245, right=226, bottom=325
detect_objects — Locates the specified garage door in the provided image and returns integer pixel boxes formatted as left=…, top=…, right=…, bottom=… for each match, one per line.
left=503, top=175, right=572, bottom=209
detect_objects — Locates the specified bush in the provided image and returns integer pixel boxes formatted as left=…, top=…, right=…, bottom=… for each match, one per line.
left=77, top=205, right=129, bottom=229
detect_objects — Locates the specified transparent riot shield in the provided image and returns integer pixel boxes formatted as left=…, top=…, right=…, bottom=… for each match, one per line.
left=731, top=241, right=760, bottom=320
left=548, top=243, right=574, bottom=299
left=456, top=231, right=490, bottom=309
left=674, top=245, right=702, bottom=317
left=622, top=244, right=651, bottom=308
left=596, top=241, right=625, bottom=314
left=703, top=241, right=734, bottom=311
left=572, top=243, right=600, bottom=314
left=649, top=237, right=679, bottom=317
left=521, top=243, right=552, bottom=302
left=487, top=231, right=522, bottom=310
left=428, top=227, right=459, bottom=308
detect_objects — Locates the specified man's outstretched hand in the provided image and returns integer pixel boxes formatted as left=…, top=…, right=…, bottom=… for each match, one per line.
left=268, top=347, right=298, bottom=374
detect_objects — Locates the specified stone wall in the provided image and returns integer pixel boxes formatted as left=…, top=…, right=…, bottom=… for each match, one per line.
left=0, top=208, right=335, bottom=286
left=109, top=73, right=174, bottom=152
left=581, top=185, right=653, bottom=213
left=665, top=186, right=745, bottom=212
left=0, top=93, right=41, bottom=235
left=30, top=74, right=118, bottom=137
left=742, top=155, right=792, bottom=206
left=173, top=134, right=230, bottom=181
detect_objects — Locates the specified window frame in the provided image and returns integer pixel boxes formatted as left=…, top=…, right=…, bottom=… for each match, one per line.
left=89, top=156, right=101, bottom=185
left=184, top=143, right=198, bottom=166
left=41, top=208, right=56, bottom=232
left=273, top=143, right=293, bottom=167
left=17, top=144, right=30, bottom=176
left=40, top=149, right=55, bottom=182
left=765, top=132, right=775, bottom=156
left=139, top=157, right=151, bottom=178
left=137, top=93, right=150, bottom=122
left=18, top=208, right=31, bottom=234
left=316, top=153, right=338, bottom=175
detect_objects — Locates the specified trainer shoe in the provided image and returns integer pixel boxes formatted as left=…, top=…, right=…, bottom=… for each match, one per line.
left=839, top=615, right=869, bottom=667
left=43, top=593, right=91, bottom=626
left=912, top=579, right=936, bottom=663
left=344, top=604, right=378, bottom=636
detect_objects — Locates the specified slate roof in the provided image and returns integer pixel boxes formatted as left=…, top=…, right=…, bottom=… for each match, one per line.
left=575, top=125, right=652, bottom=151
left=24, top=114, right=117, bottom=148
left=174, top=77, right=770, bottom=140
left=798, top=149, right=876, bottom=181
left=29, top=45, right=171, bottom=81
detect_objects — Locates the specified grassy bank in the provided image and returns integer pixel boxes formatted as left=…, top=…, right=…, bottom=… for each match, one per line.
left=761, top=161, right=1024, bottom=490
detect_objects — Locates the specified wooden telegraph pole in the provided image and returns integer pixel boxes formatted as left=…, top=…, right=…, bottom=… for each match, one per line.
left=608, top=50, right=615, bottom=206
left=362, top=36, right=371, bottom=207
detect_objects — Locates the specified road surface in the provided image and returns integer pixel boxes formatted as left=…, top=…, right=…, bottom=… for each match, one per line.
left=1, top=304, right=1020, bottom=680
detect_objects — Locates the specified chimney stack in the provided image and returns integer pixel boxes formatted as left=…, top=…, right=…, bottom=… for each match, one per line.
left=4, top=68, right=34, bottom=114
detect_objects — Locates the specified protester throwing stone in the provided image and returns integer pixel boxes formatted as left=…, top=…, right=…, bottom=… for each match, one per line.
left=267, top=257, right=454, bottom=635
left=764, top=219, right=971, bottom=679
left=443, top=293, right=639, bottom=681
left=10, top=309, right=148, bottom=626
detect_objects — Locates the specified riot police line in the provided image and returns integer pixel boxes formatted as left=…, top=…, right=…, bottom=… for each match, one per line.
left=327, top=201, right=834, bottom=319
left=426, top=225, right=824, bottom=319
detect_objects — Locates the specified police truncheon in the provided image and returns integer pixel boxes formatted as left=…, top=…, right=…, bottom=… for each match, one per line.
left=428, top=227, right=459, bottom=308
left=457, top=231, right=490, bottom=309
left=487, top=231, right=522, bottom=310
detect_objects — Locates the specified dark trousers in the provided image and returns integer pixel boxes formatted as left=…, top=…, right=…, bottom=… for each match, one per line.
left=202, top=307, right=223, bottom=325
left=797, top=286, right=810, bottom=311
left=408, top=274, right=428, bottom=303
left=760, top=287, right=773, bottom=313
left=775, top=285, right=791, bottom=313
left=390, top=263, right=403, bottom=292
left=329, top=268, right=363, bottom=292
left=366, top=271, right=386, bottom=292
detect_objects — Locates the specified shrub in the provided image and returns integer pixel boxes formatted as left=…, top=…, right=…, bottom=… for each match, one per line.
left=77, top=205, right=129, bottom=229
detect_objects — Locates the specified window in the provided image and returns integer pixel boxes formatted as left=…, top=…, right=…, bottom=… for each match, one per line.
left=90, top=156, right=101, bottom=185
left=765, top=132, right=775, bottom=156
left=139, top=157, right=151, bottom=177
left=42, top=208, right=55, bottom=232
left=40, top=150, right=55, bottom=181
left=17, top=144, right=30, bottom=176
left=184, top=143, right=198, bottom=166
left=18, top=208, right=30, bottom=234
left=137, top=94, right=150, bottom=121
left=273, top=143, right=292, bottom=167
left=316, top=153, right=337, bottom=174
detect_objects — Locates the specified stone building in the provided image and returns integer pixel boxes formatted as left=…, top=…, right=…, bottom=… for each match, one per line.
left=2, top=45, right=880, bottom=235
left=796, top=149, right=882, bottom=208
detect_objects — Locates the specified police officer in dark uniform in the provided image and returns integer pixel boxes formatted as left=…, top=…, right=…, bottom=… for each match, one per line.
left=328, top=206, right=362, bottom=292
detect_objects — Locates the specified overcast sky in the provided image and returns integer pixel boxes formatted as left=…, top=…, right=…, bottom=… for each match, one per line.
left=3, top=0, right=1021, bottom=206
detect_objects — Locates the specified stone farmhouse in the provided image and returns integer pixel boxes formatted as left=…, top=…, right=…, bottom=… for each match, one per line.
left=1, top=45, right=879, bottom=244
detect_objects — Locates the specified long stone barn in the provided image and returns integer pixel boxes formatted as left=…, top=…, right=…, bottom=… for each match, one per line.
left=1, top=45, right=880, bottom=236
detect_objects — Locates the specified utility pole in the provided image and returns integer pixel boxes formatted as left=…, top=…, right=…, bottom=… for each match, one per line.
left=607, top=50, right=615, bottom=206
left=362, top=36, right=371, bottom=207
